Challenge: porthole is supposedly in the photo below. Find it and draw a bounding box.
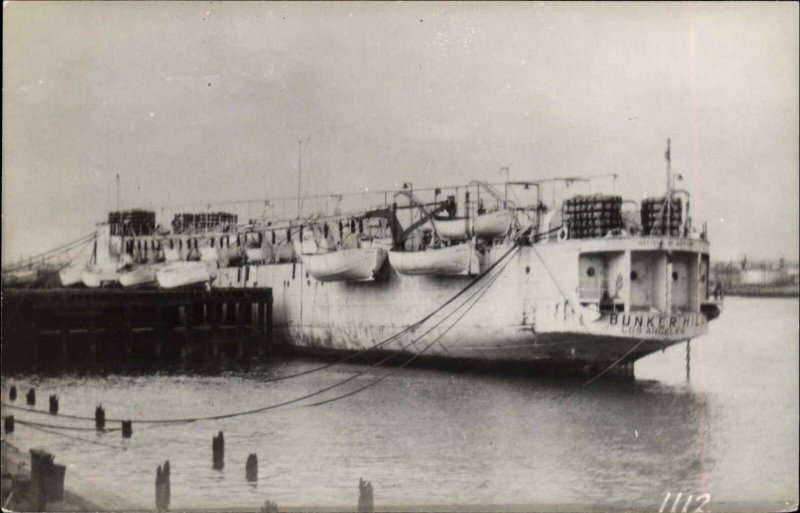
[525,266,531,274]
[630,271,638,281]
[672,271,679,281]
[587,267,595,277]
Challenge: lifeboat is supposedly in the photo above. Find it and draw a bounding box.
[388,243,479,276]
[59,266,85,287]
[156,246,218,289]
[119,264,160,288]
[156,262,211,289]
[3,269,39,286]
[432,209,513,240]
[302,247,387,282]
[81,265,120,288]
[431,217,468,240]
[474,209,513,238]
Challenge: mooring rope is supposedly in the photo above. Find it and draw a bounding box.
[1,244,521,425]
[19,421,127,451]
[305,249,514,408]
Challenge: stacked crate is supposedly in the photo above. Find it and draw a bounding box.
[172,213,196,234]
[172,212,238,233]
[562,195,623,239]
[641,197,682,236]
[108,209,156,236]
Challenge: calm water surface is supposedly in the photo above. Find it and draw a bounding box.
[2,297,797,510]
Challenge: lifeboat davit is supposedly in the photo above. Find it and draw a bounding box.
[302,247,387,282]
[432,209,513,240]
[388,243,480,276]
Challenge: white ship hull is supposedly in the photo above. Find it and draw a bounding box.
[215,236,715,367]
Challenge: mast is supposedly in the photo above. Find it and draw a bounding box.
[116,174,120,211]
[665,138,671,235]
[296,137,310,219]
[297,140,302,219]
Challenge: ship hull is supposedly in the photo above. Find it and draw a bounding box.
[215,236,713,366]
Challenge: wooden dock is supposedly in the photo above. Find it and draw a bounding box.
[2,288,273,371]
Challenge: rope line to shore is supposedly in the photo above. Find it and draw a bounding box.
[1,244,520,426]
[19,421,127,451]
[305,250,513,408]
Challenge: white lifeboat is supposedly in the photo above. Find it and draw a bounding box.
[59,265,85,287]
[432,217,469,240]
[119,264,161,288]
[156,246,218,289]
[433,209,513,240]
[302,247,387,282]
[156,262,211,289]
[473,209,513,238]
[388,243,480,276]
[4,269,39,286]
[81,265,120,288]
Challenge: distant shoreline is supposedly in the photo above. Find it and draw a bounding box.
[723,285,800,298]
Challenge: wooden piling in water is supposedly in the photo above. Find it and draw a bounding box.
[48,395,59,414]
[4,415,14,434]
[358,478,374,513]
[9,385,17,401]
[245,453,258,482]
[29,449,66,510]
[95,405,105,431]
[212,431,225,470]
[155,460,171,512]
[121,420,133,438]
[26,388,36,406]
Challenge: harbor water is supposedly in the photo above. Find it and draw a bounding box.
[2,297,798,510]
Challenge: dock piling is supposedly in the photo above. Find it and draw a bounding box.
[212,431,225,470]
[9,385,17,401]
[259,500,279,513]
[358,478,374,513]
[246,453,258,482]
[155,460,171,512]
[29,449,66,510]
[26,388,36,406]
[4,415,14,434]
[95,405,106,431]
[121,420,133,438]
[48,395,59,414]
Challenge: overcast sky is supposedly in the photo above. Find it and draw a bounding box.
[3,1,798,263]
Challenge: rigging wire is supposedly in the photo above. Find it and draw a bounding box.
[2,232,97,272]
[1,243,521,425]
[306,249,514,409]
[18,421,127,451]
[528,243,651,388]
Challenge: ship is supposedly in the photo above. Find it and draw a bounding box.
[3,144,723,375]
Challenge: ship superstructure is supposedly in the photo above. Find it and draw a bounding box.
[5,147,722,375]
